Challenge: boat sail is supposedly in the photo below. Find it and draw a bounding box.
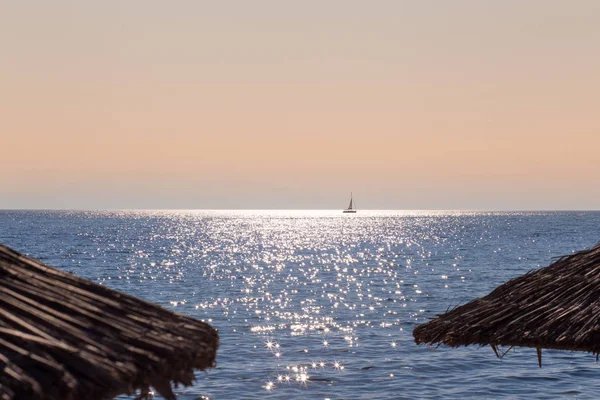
[343,193,357,213]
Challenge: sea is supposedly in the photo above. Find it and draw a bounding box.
[1,210,599,399]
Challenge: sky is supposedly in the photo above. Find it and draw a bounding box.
[1,1,599,210]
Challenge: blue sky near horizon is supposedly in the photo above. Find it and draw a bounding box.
[1,1,599,210]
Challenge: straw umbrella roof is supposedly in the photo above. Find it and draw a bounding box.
[413,243,600,366]
[0,244,219,400]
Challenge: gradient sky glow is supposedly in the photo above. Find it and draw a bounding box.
[2,1,599,209]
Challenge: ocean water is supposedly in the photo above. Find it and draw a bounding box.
[1,210,600,399]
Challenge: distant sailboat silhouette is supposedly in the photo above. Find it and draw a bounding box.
[343,193,357,213]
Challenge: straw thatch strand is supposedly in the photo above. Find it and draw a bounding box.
[413,243,600,360]
[0,244,219,400]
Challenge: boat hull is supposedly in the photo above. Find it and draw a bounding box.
[342,210,357,213]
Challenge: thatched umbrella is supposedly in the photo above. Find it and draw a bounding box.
[413,243,600,367]
[0,244,219,400]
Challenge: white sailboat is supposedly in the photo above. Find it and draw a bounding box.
[343,193,357,213]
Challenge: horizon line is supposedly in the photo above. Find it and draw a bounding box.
[1,208,600,212]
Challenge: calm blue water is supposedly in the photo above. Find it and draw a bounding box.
[1,210,599,399]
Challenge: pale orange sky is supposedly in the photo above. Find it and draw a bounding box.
[1,1,599,209]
